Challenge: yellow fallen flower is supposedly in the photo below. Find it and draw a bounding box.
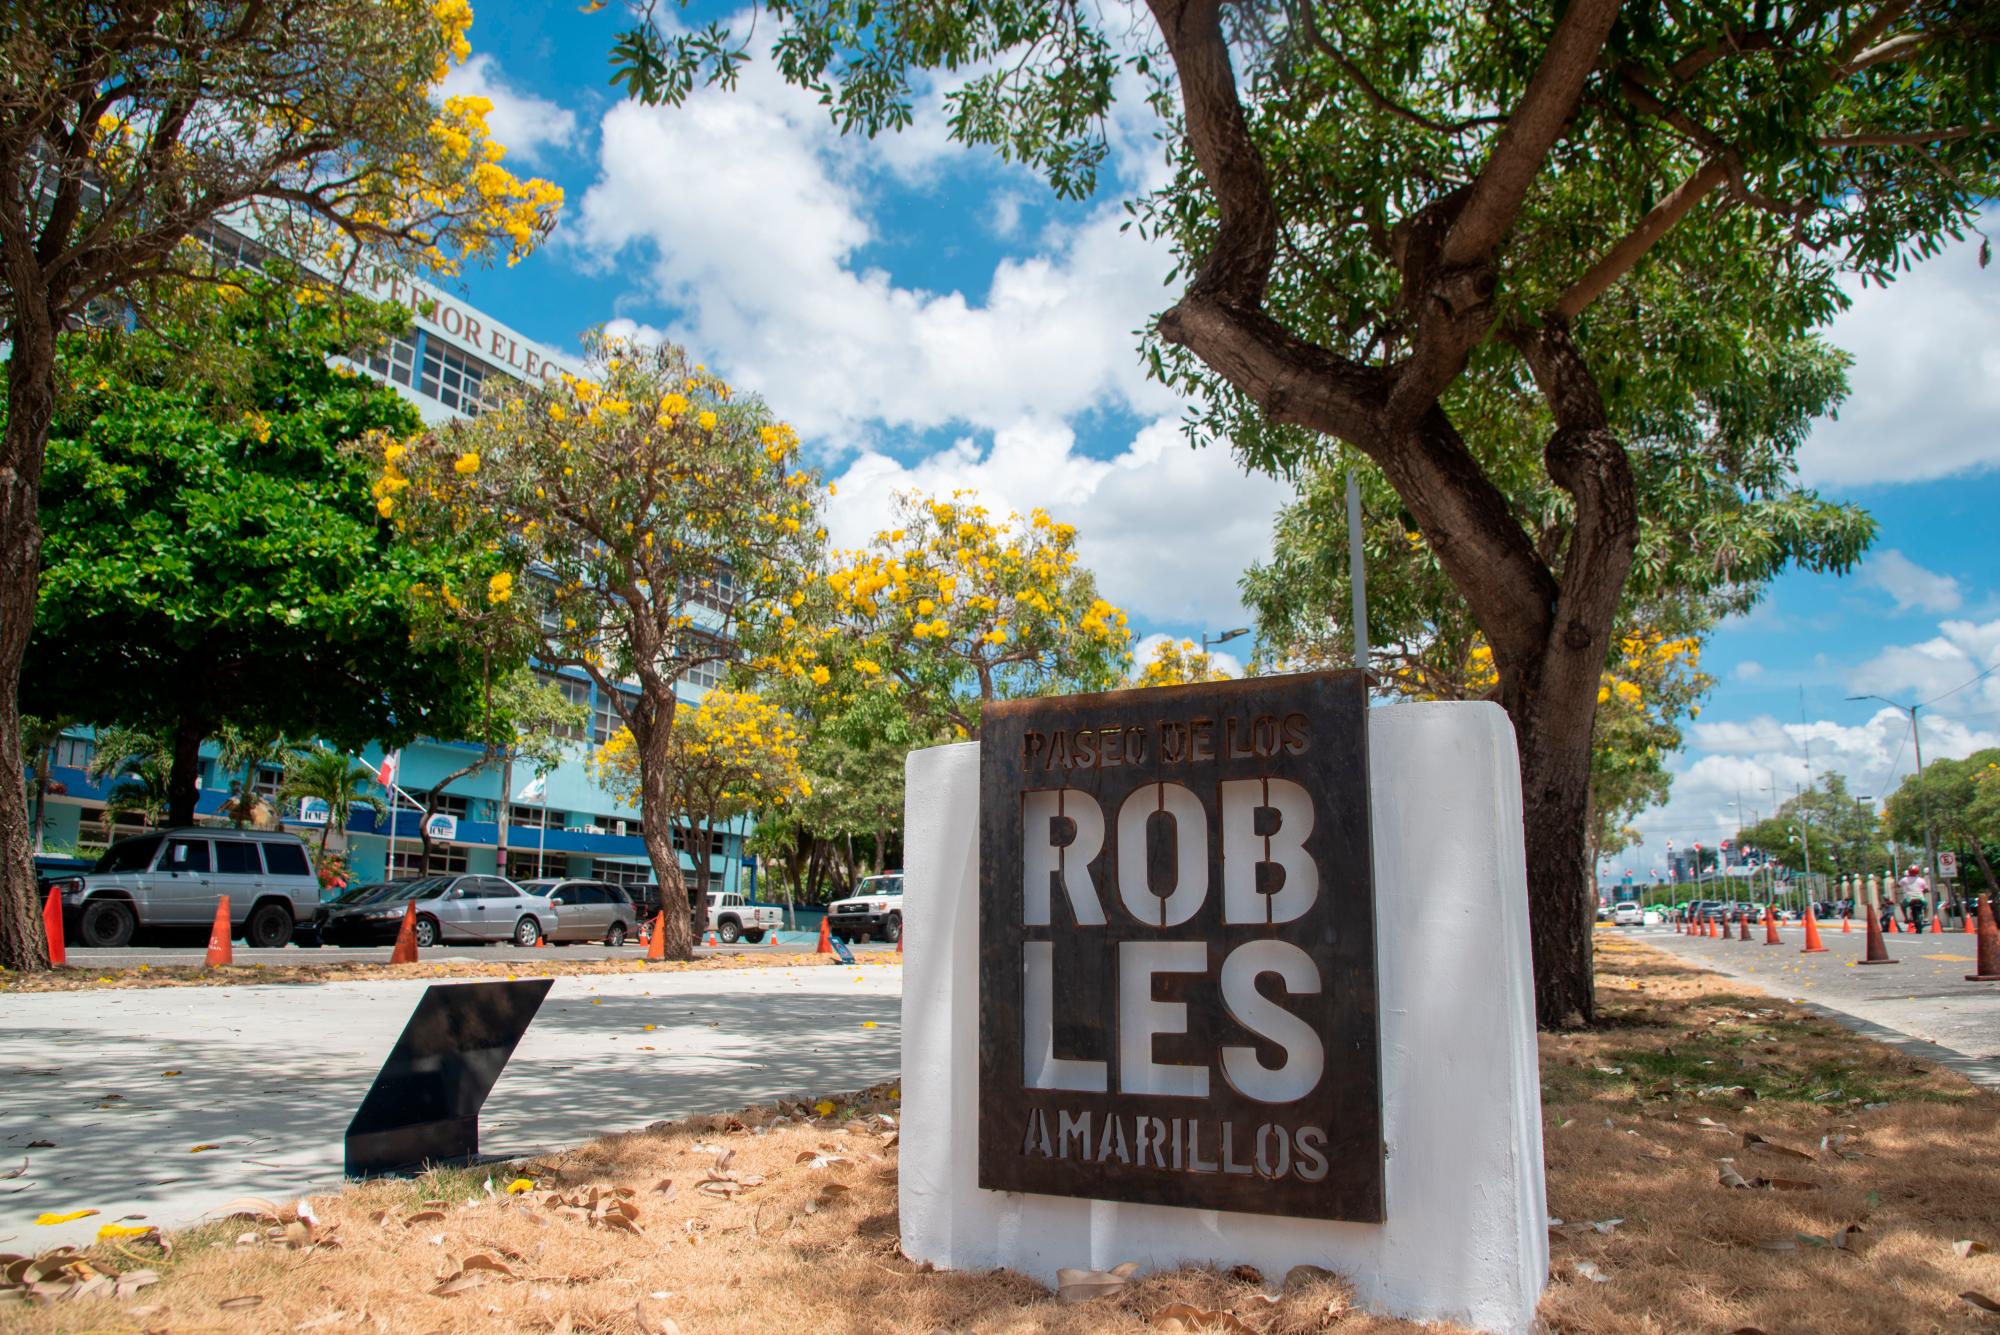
[37,1209,98,1225]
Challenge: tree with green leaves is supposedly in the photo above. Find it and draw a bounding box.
[24,280,493,845]
[0,0,564,972]
[1735,772,1888,883]
[603,0,2000,1023]
[19,714,72,854]
[279,745,388,855]
[1883,751,2000,896]
[389,332,826,960]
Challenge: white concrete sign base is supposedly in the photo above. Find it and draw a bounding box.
[899,701,1548,1335]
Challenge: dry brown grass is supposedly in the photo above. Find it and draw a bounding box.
[0,951,897,994]
[9,936,1999,1334]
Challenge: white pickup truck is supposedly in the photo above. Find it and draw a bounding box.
[827,873,904,944]
[704,890,782,944]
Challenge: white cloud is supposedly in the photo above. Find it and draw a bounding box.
[1732,660,1764,681]
[1860,549,1963,614]
[824,417,1290,630]
[569,52,1180,449]
[1799,226,2000,488]
[1849,616,2000,713]
[441,55,579,167]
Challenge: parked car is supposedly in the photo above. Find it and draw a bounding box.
[320,873,554,948]
[1612,902,1644,926]
[49,828,322,949]
[519,878,639,946]
[828,873,904,944]
[299,880,412,947]
[701,890,781,944]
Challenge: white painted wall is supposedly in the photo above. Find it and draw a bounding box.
[899,701,1547,1335]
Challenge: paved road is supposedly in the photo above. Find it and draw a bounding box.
[64,937,898,969]
[1623,922,2000,1088]
[0,963,902,1251]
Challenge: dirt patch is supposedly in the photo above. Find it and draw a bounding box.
[0,951,898,993]
[8,939,1998,1333]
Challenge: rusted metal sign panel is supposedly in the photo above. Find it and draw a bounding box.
[978,671,1382,1221]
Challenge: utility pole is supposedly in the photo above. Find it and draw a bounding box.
[1345,471,1369,687]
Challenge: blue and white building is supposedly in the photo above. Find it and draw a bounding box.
[31,239,751,894]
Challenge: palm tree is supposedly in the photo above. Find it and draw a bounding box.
[19,714,74,854]
[279,745,386,852]
[86,726,173,831]
[215,725,286,828]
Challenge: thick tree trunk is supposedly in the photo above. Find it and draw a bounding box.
[1513,709,1600,1027]
[167,717,204,827]
[635,706,693,961]
[0,314,58,972]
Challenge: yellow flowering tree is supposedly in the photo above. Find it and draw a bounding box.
[392,332,824,959]
[807,492,1132,738]
[0,0,564,971]
[1130,638,1233,689]
[595,690,808,933]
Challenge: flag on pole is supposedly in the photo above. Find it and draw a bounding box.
[374,751,399,791]
[514,771,547,804]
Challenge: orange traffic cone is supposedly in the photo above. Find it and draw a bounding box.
[1930,910,1943,935]
[1737,911,1750,942]
[1842,909,1852,934]
[41,887,65,967]
[705,930,719,947]
[389,902,419,964]
[1764,905,1781,945]
[895,925,903,957]
[205,896,233,967]
[816,917,833,955]
[1968,907,1978,935]
[1967,897,2000,982]
[1860,903,1898,966]
[1800,905,1829,954]
[1887,911,1901,934]
[647,912,667,962]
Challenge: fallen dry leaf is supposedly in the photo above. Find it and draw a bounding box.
[1151,1301,1256,1333]
[1056,1260,1139,1302]
[1960,1241,1993,1259]
[218,1294,265,1310]
[1962,1291,2000,1315]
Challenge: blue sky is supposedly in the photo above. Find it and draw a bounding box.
[438,3,2000,871]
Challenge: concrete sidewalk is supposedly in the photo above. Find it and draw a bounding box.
[0,964,901,1250]
[1632,923,2000,1088]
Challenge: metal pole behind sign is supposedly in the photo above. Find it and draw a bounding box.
[1346,471,1369,687]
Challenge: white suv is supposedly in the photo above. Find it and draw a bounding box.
[827,874,904,944]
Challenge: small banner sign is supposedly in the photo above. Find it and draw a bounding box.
[978,671,1382,1221]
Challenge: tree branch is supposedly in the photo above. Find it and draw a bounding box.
[1290,0,1504,136]
[1819,123,2000,148]
[1442,0,1623,267]
[1553,157,1731,319]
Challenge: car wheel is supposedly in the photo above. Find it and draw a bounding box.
[78,898,136,948]
[605,922,627,948]
[414,915,440,949]
[716,919,742,944]
[744,929,765,943]
[883,914,902,944]
[514,916,542,948]
[244,901,293,950]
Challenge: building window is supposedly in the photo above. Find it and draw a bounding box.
[366,330,420,388]
[51,736,95,769]
[680,656,727,691]
[592,688,637,745]
[419,337,510,416]
[507,852,559,881]
[411,790,470,819]
[508,804,563,829]
[388,848,468,875]
[680,566,737,614]
[595,860,653,885]
[194,222,271,274]
[251,764,283,799]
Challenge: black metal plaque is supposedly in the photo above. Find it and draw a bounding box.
[978,672,1382,1221]
[345,978,554,1178]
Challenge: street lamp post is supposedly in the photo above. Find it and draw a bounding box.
[1202,627,1249,656]
[1849,693,1941,920]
